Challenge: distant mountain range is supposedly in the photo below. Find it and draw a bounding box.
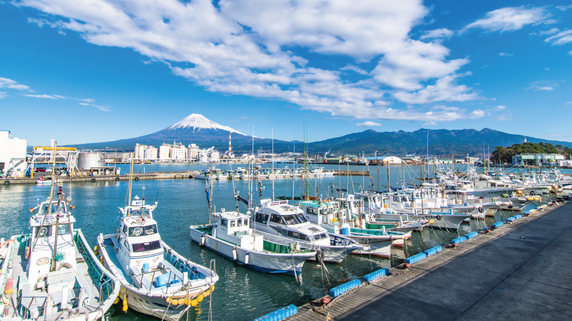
[71,114,572,156]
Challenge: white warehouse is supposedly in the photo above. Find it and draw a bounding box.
[0,130,28,178]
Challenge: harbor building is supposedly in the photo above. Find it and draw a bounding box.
[0,130,27,178]
[188,144,200,161]
[365,156,402,165]
[513,153,565,166]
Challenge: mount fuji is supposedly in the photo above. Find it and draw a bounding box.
[72,113,280,152]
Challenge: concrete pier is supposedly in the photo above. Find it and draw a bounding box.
[290,202,572,321]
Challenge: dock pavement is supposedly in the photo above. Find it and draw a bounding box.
[290,201,572,321]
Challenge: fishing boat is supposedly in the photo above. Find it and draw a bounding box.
[252,199,362,263]
[0,186,120,321]
[97,195,218,321]
[300,197,412,258]
[190,208,316,277]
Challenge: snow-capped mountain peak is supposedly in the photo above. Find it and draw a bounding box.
[168,114,245,135]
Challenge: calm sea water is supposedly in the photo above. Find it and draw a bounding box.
[0,164,544,321]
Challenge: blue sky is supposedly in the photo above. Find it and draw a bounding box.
[1,1,572,146]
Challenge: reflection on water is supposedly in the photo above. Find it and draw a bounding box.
[0,164,548,321]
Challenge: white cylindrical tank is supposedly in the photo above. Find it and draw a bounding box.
[78,152,105,170]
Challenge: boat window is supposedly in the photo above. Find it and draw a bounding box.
[230,220,236,228]
[129,224,158,237]
[122,225,127,234]
[221,218,228,228]
[132,240,162,253]
[306,207,318,215]
[270,214,284,224]
[255,213,269,224]
[296,214,308,223]
[35,226,51,238]
[57,224,71,235]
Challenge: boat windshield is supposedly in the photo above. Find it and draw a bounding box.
[57,223,71,235]
[129,224,158,237]
[132,240,162,253]
[282,214,308,225]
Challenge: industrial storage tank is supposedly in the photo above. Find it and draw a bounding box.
[78,152,105,170]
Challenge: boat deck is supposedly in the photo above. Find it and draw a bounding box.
[10,238,104,321]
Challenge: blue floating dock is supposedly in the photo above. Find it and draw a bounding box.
[329,279,362,297]
[254,304,298,321]
[405,252,427,264]
[492,222,504,229]
[465,231,478,239]
[424,246,442,257]
[363,268,389,282]
[451,236,467,245]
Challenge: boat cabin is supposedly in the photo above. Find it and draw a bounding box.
[116,196,163,274]
[27,198,77,284]
[213,209,263,251]
[254,199,330,245]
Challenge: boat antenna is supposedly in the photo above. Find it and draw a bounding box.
[127,152,134,216]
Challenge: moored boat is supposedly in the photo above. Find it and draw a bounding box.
[190,209,316,277]
[97,196,218,321]
[0,188,120,321]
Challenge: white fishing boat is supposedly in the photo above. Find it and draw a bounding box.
[252,199,362,263]
[97,195,218,321]
[0,187,120,321]
[190,209,316,277]
[302,196,412,258]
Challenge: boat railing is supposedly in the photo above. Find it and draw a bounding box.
[74,230,119,303]
[209,259,216,284]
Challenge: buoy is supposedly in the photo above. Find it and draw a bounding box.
[94,246,99,252]
[244,253,250,265]
[199,234,206,246]
[185,298,191,305]
[171,299,179,305]
[232,248,238,261]
[122,301,128,312]
[203,290,210,297]
[191,299,198,307]
[320,297,331,305]
[197,294,203,303]
[114,297,119,304]
[210,285,215,292]
[166,297,171,303]
[100,256,104,264]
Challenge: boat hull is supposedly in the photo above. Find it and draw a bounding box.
[190,227,313,276]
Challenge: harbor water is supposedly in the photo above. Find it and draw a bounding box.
[0,164,548,321]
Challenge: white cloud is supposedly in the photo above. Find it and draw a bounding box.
[91,104,110,112]
[495,105,506,110]
[470,109,485,119]
[538,28,560,35]
[463,6,553,33]
[17,0,478,122]
[79,102,90,106]
[499,52,513,57]
[24,94,66,99]
[550,134,563,138]
[566,101,572,105]
[569,50,572,56]
[78,98,95,103]
[356,121,381,127]
[556,5,572,11]
[527,81,558,91]
[340,65,367,75]
[545,30,572,45]
[423,121,437,126]
[0,91,7,99]
[420,28,454,41]
[0,77,30,91]
[393,73,479,104]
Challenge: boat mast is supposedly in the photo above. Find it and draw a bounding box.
[127,152,134,216]
[50,142,60,272]
[272,128,275,201]
[303,123,309,201]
